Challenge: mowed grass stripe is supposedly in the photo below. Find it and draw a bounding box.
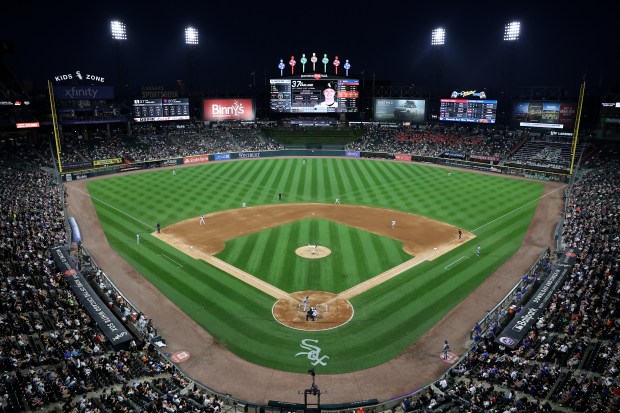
[87,158,546,373]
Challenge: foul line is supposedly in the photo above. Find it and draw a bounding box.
[329,184,567,304]
[470,184,566,234]
[67,185,155,231]
[445,256,468,269]
[160,254,183,268]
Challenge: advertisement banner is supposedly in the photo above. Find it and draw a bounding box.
[345,151,360,158]
[441,152,465,159]
[469,154,500,162]
[203,98,255,121]
[238,152,262,158]
[50,246,133,350]
[93,158,123,167]
[214,153,231,161]
[496,248,578,348]
[63,161,93,170]
[16,122,40,129]
[373,99,426,122]
[183,155,210,165]
[53,86,115,100]
[395,154,412,162]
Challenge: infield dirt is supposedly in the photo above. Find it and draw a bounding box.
[152,203,473,330]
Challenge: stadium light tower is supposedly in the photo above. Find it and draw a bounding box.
[430,27,445,104]
[431,27,445,46]
[502,20,521,97]
[110,20,128,97]
[185,27,199,45]
[503,21,520,42]
[185,26,200,96]
[110,20,127,40]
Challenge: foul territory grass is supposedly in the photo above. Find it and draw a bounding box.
[87,158,544,373]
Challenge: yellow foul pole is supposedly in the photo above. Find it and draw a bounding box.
[48,80,63,174]
[569,80,586,175]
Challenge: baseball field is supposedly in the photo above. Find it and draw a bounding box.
[81,157,546,376]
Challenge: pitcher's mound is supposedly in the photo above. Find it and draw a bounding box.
[273,291,353,331]
[295,245,331,259]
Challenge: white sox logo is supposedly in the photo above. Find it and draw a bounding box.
[295,339,329,366]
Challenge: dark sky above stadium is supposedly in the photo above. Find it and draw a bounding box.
[2,1,618,96]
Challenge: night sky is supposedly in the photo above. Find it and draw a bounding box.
[2,1,618,96]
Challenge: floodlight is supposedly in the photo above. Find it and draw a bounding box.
[110,20,127,40]
[185,27,199,45]
[504,21,520,41]
[431,28,445,46]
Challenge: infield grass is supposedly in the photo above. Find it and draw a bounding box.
[217,218,412,293]
[87,158,545,373]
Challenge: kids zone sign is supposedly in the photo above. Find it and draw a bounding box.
[202,98,255,121]
[53,70,106,83]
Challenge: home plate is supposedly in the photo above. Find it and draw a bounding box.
[439,351,458,364]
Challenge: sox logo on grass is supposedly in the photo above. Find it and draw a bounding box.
[295,339,329,366]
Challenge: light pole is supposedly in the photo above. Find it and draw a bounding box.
[431,27,445,115]
[185,26,199,96]
[110,20,128,97]
[502,21,521,96]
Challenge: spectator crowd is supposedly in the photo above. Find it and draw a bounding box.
[0,128,617,412]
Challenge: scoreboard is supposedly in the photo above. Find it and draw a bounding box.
[270,77,359,113]
[133,98,190,122]
[439,99,497,123]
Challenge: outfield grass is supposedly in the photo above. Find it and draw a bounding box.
[87,158,544,373]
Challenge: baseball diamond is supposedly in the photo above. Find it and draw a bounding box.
[66,157,564,404]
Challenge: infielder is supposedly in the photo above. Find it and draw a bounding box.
[199,215,205,225]
[335,196,340,204]
[242,202,247,208]
[391,220,396,229]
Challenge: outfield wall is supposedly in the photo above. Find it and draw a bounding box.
[61,149,570,183]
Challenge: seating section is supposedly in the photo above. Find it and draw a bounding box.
[506,140,590,172]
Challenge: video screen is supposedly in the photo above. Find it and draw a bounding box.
[439,99,497,123]
[373,99,426,122]
[270,77,359,113]
[133,98,190,122]
[511,101,577,130]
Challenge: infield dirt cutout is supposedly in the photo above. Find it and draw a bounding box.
[152,203,474,330]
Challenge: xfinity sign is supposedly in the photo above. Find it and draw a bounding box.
[54,86,114,100]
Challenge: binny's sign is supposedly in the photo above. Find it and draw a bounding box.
[53,70,105,83]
